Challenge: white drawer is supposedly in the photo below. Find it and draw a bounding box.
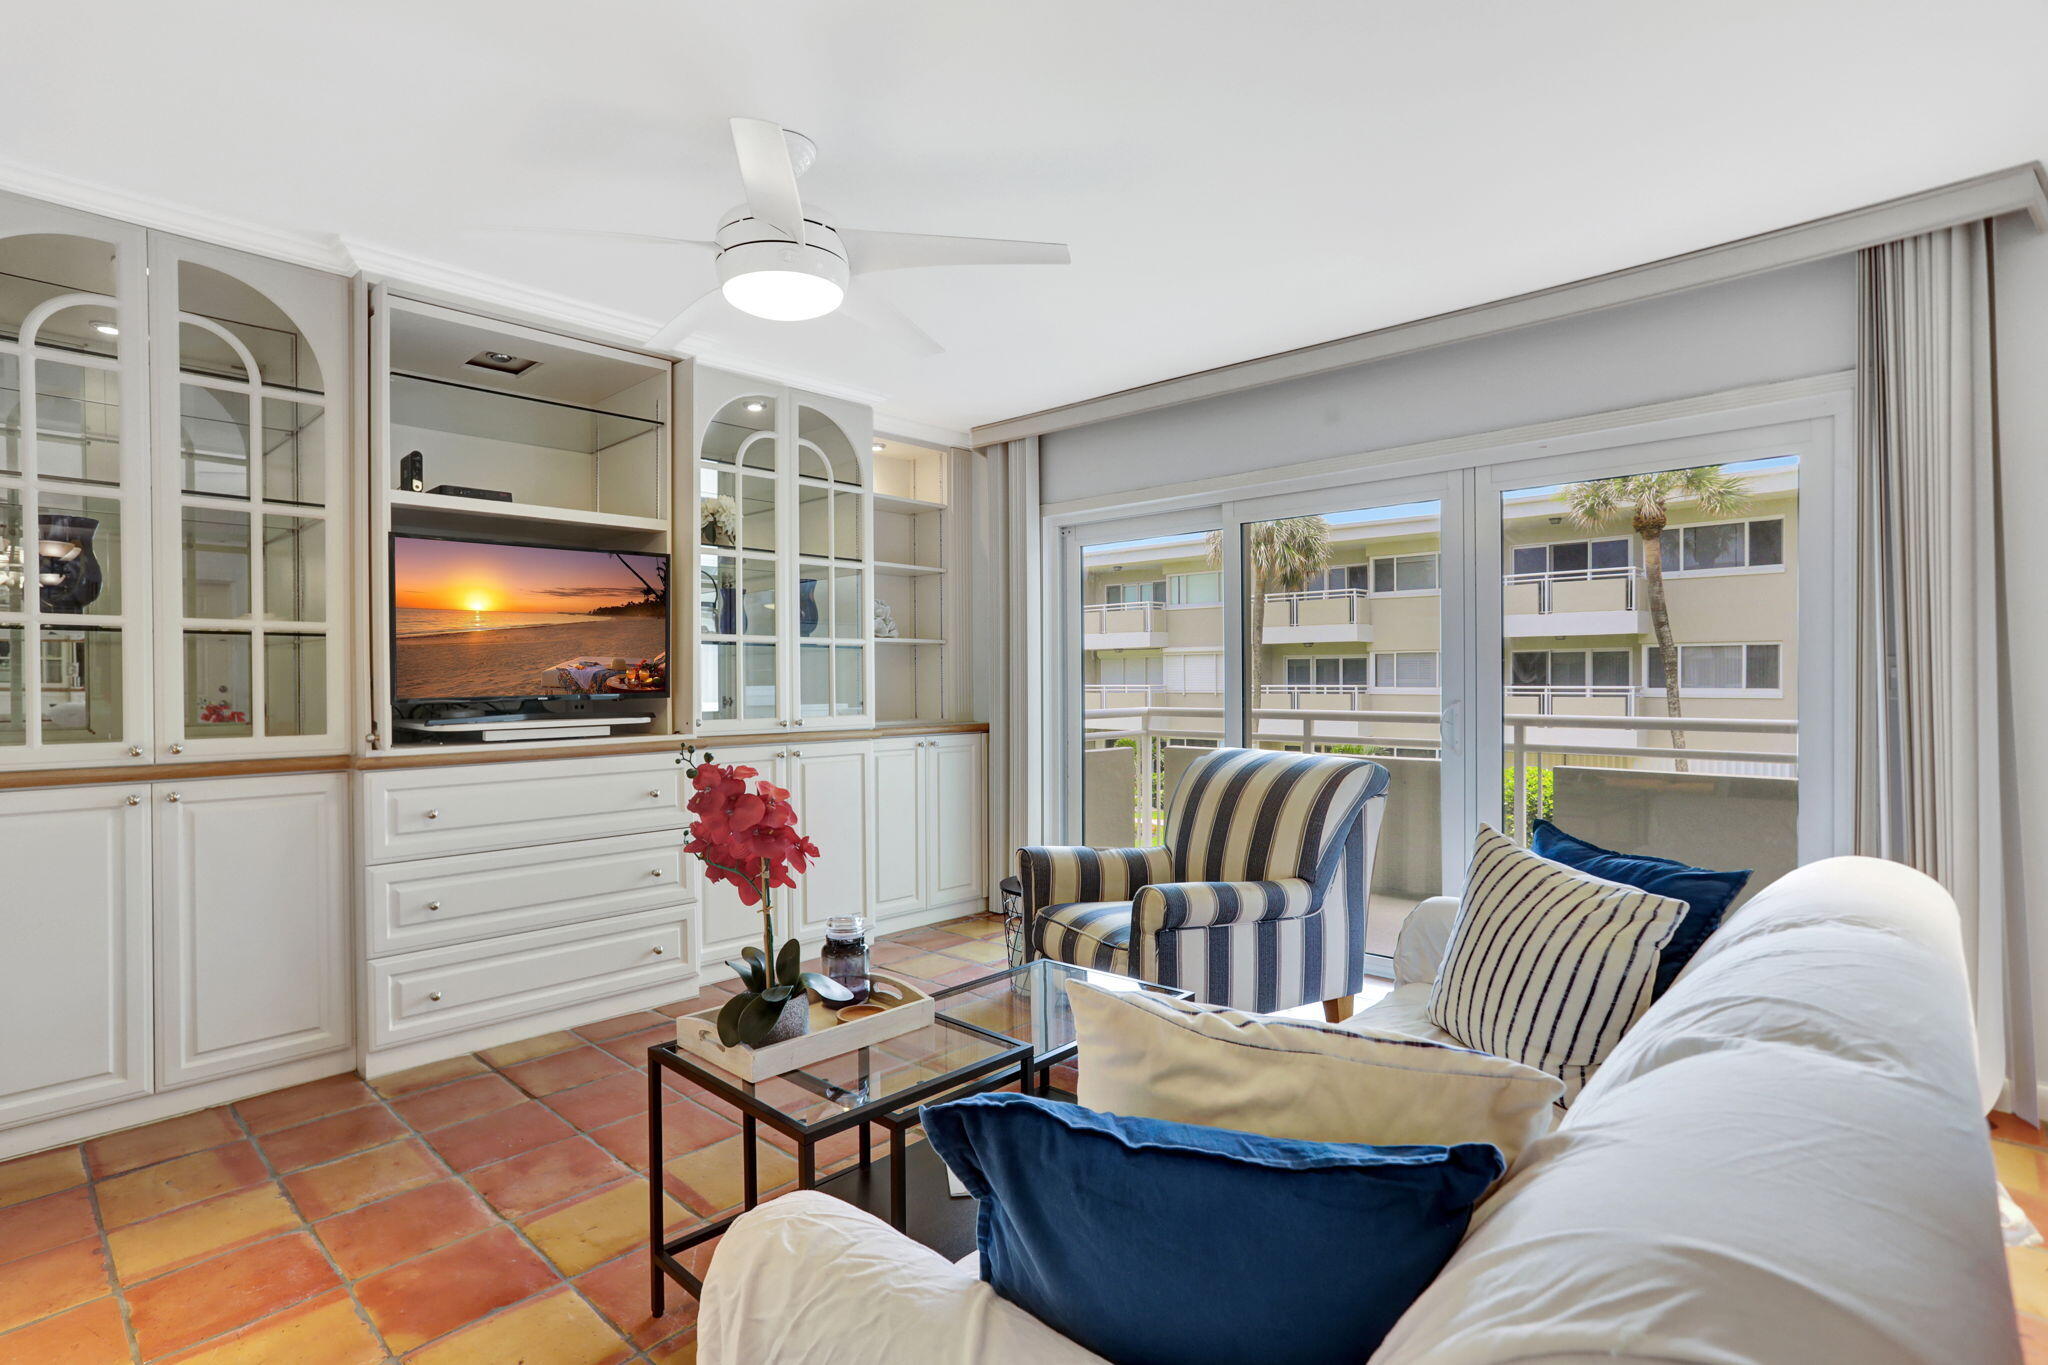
[361,754,686,862]
[364,831,690,955]
[368,907,689,1049]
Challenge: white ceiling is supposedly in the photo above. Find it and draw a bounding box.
[5,1,2047,436]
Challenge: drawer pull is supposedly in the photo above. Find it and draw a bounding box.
[648,789,663,798]
[428,991,443,1002]
[426,901,442,912]
[651,945,665,955]
[425,810,440,821]
[650,868,664,878]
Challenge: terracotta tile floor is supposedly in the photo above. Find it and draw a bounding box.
[0,912,1012,1364]
[3,904,2035,1361]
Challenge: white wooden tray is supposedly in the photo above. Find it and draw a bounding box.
[672,972,935,1082]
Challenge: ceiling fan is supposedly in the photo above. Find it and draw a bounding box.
[516,118,1070,356]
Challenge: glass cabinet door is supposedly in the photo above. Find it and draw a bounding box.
[0,218,150,761]
[795,404,869,721]
[155,247,346,755]
[698,395,780,725]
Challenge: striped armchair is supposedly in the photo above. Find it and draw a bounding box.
[1020,747,1390,1017]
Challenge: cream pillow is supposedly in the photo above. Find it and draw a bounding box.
[1066,979,1564,1167]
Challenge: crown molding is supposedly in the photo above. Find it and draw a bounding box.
[972,161,2048,447]
[0,156,951,423]
[0,156,355,273]
[340,237,664,346]
[872,413,973,449]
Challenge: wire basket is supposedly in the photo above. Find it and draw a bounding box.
[1000,875,1026,969]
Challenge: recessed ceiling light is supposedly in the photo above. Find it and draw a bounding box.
[464,350,538,376]
[745,401,765,414]
[871,442,885,452]
[93,323,118,337]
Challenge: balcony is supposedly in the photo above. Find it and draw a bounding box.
[1502,568,1649,638]
[1082,601,1169,649]
[1079,694,1798,957]
[1262,589,1372,644]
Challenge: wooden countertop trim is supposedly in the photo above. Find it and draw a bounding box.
[0,723,990,789]
[0,754,354,791]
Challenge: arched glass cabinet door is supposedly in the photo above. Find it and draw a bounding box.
[0,212,151,763]
[698,394,781,726]
[151,240,348,757]
[794,404,869,723]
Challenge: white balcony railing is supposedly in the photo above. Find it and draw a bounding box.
[1505,684,1637,715]
[1264,588,1370,627]
[1503,566,1639,614]
[1083,601,1164,633]
[1261,684,1373,706]
[1082,697,1796,849]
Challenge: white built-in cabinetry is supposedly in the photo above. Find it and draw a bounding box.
[695,732,988,965]
[356,752,695,1075]
[0,773,349,1155]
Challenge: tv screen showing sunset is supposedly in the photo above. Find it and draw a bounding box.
[391,536,670,701]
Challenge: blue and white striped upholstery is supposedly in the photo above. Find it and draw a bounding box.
[1019,748,1390,1012]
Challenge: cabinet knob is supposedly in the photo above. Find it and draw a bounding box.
[124,795,140,806]
[165,792,181,803]
[652,945,665,955]
[426,901,442,912]
[793,718,805,727]
[648,789,663,799]
[650,868,664,878]
[127,745,143,758]
[428,990,442,1002]
[425,810,440,821]
[790,749,802,758]
[169,743,184,755]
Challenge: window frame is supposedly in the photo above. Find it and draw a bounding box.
[1656,515,1789,577]
[1640,640,1784,697]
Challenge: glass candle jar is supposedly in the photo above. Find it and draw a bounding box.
[822,914,872,1006]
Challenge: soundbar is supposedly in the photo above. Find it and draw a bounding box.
[426,484,514,502]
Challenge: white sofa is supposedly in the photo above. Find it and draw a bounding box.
[698,856,2020,1364]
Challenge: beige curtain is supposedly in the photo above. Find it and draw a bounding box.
[1856,222,2036,1120]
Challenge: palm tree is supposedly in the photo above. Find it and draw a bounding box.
[1558,466,1751,772]
[1208,516,1333,707]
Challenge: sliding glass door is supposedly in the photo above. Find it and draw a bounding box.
[1053,400,1845,979]
[1068,512,1226,849]
[1234,477,1467,964]
[1488,439,1828,898]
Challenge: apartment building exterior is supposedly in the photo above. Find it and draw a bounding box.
[1078,463,1799,853]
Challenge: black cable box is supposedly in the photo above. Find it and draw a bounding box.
[427,484,514,502]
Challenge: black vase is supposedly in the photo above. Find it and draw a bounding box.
[37,514,102,614]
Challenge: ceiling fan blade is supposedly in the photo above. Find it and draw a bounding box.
[473,227,716,248]
[842,229,1070,274]
[839,287,944,357]
[730,117,805,244]
[645,287,726,351]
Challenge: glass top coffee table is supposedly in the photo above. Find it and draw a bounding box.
[855,958,1193,1236]
[931,957,1194,1096]
[645,1010,1029,1312]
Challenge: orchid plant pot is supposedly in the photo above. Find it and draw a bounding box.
[680,743,850,1049]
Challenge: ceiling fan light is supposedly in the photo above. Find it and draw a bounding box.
[721,269,845,322]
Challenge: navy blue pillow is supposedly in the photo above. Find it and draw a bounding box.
[1530,819,1749,996]
[920,1093,1503,1365]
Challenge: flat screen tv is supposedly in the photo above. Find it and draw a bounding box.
[390,533,670,704]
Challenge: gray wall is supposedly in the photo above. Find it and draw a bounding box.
[1039,256,1857,505]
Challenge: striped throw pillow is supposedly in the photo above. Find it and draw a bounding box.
[1428,826,1685,1105]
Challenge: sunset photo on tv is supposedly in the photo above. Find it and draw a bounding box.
[392,536,670,702]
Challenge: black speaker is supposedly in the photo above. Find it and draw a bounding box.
[400,450,424,493]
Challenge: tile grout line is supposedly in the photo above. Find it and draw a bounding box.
[78,1140,145,1365]
[220,1096,403,1364]
[384,1044,682,1359]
